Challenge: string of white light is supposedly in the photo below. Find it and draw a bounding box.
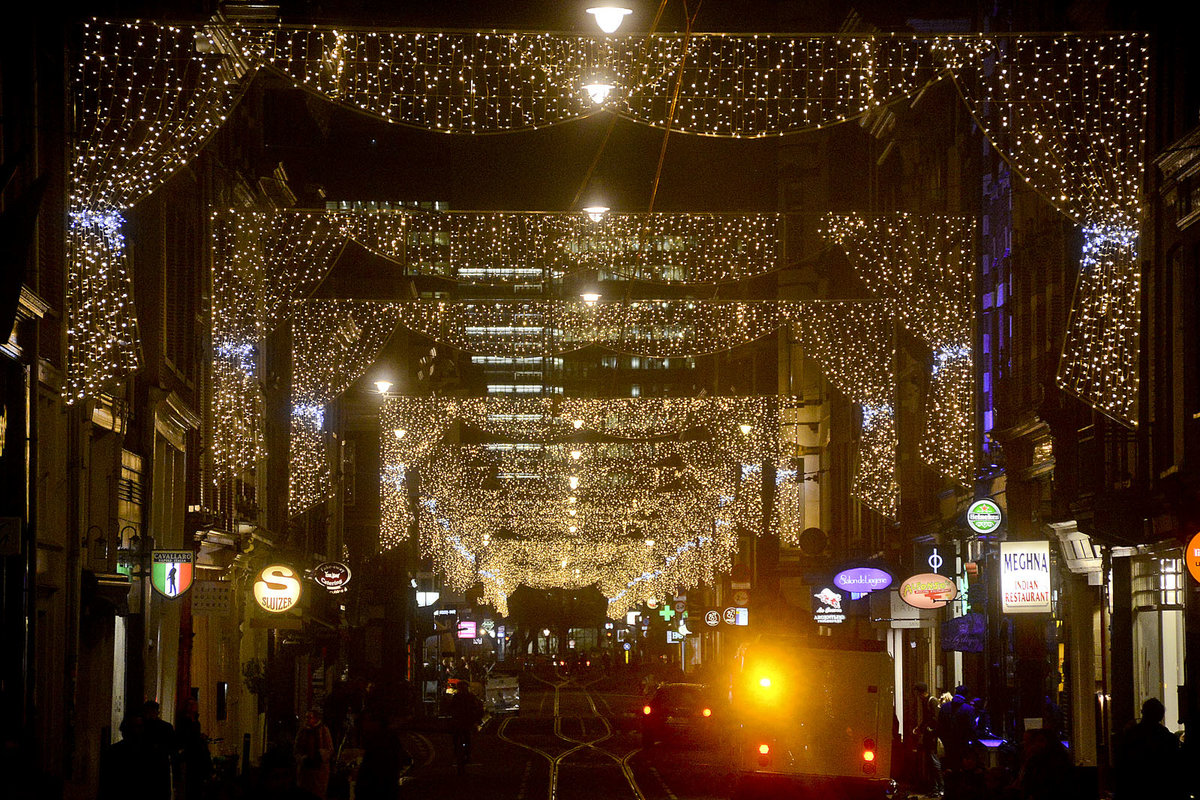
[935,35,1147,426]
[822,214,975,485]
[794,303,898,516]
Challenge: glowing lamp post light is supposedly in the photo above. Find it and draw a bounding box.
[582,81,615,105]
[374,379,393,394]
[582,206,609,223]
[587,6,632,33]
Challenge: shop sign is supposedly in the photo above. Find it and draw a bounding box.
[703,609,721,627]
[812,587,846,625]
[941,613,985,653]
[834,567,893,595]
[1000,541,1051,613]
[722,606,749,626]
[916,544,948,575]
[313,562,352,594]
[457,620,477,639]
[899,573,957,609]
[253,564,302,613]
[151,550,194,598]
[192,581,233,617]
[1187,531,1200,584]
[966,499,1003,534]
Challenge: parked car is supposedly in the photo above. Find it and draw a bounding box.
[486,671,521,715]
[641,682,722,747]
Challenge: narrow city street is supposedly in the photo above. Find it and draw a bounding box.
[399,670,733,800]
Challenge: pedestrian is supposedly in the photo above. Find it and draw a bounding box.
[294,707,334,798]
[937,691,960,771]
[1011,727,1070,800]
[943,745,986,800]
[1114,697,1183,799]
[176,697,213,800]
[143,700,180,789]
[447,679,484,773]
[910,682,930,785]
[257,747,320,800]
[354,708,411,800]
[924,693,945,795]
[99,714,171,800]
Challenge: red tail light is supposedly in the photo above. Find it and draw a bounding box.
[643,705,652,715]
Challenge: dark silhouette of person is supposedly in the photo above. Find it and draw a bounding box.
[176,697,212,800]
[354,708,411,800]
[447,680,484,773]
[1114,697,1183,799]
[142,700,179,778]
[1013,728,1071,800]
[99,714,171,800]
[257,747,320,800]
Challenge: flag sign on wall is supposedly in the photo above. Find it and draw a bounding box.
[151,550,194,598]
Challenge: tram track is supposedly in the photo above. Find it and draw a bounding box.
[496,671,648,800]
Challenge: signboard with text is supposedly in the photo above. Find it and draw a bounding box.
[1000,541,1052,613]
[966,499,1003,535]
[151,550,194,598]
[812,587,846,625]
[1187,531,1200,584]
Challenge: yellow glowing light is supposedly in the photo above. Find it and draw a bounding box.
[586,6,632,33]
[394,428,407,439]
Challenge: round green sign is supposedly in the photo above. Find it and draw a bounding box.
[966,499,1003,534]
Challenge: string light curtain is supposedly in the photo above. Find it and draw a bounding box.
[210,210,349,489]
[342,209,782,283]
[380,398,780,614]
[234,27,943,137]
[390,299,788,357]
[936,35,1148,426]
[822,213,975,485]
[794,303,898,517]
[289,301,401,515]
[70,21,253,400]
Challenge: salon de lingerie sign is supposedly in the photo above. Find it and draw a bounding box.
[1000,541,1051,614]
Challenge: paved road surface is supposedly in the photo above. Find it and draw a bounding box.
[398,668,734,800]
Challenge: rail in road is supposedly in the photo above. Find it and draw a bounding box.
[497,670,647,800]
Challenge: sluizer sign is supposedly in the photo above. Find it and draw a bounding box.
[1000,541,1052,613]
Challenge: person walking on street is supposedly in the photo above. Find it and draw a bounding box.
[355,708,412,800]
[176,698,213,800]
[99,714,171,800]
[1114,697,1183,799]
[447,680,484,774]
[1012,728,1070,800]
[295,708,334,798]
[910,682,931,789]
[924,693,945,796]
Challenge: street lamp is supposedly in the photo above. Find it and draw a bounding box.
[374,379,393,394]
[739,422,754,436]
[587,6,632,33]
[582,206,609,223]
[582,81,615,105]
[393,428,407,440]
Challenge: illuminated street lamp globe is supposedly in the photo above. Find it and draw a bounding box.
[582,81,615,105]
[374,379,393,394]
[587,6,632,33]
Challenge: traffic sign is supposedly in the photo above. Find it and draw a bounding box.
[732,589,749,606]
[722,607,738,625]
[673,595,687,614]
[703,609,721,627]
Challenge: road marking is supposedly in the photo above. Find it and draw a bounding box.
[648,766,679,800]
[516,759,533,800]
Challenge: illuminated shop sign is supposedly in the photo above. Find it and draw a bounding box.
[833,567,893,596]
[457,620,477,639]
[151,550,194,598]
[313,562,352,594]
[812,587,845,625]
[1000,541,1052,613]
[966,499,1003,534]
[899,573,957,609]
[253,564,302,613]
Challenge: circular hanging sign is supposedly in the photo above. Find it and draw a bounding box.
[313,562,352,594]
[966,499,1003,534]
[1187,531,1200,585]
[253,564,303,613]
[703,609,721,627]
[899,573,958,609]
[833,567,893,594]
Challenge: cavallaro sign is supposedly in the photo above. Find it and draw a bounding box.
[151,550,194,598]
[899,573,957,609]
[1000,541,1052,613]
